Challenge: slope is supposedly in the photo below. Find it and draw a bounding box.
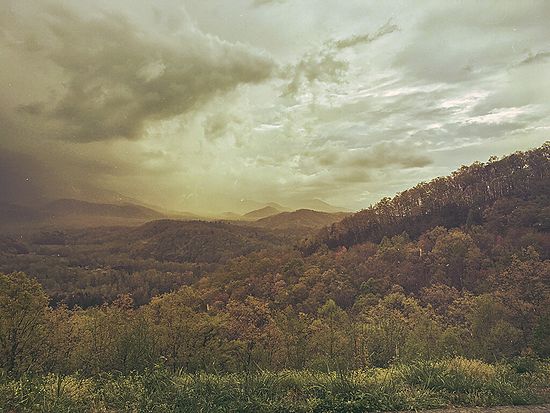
[253,209,350,230]
[242,206,282,220]
[305,143,550,253]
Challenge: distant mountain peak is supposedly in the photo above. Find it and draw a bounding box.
[293,199,350,213]
[251,208,350,230]
[242,205,281,220]
[43,198,164,219]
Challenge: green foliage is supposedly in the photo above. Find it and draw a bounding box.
[533,312,550,357]
[0,272,49,374]
[0,359,547,412]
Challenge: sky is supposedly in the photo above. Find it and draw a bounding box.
[1,0,549,215]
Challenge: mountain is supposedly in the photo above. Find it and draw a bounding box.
[227,199,344,216]
[242,206,282,220]
[293,199,349,213]
[306,143,550,253]
[253,209,350,230]
[43,199,164,220]
[264,202,291,211]
[220,212,243,220]
[0,198,169,230]
[233,199,290,214]
[239,200,347,220]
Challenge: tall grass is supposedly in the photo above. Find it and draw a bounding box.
[1,358,548,413]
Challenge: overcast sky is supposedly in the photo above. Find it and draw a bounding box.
[1,0,549,214]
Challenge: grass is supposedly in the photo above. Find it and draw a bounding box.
[1,357,548,413]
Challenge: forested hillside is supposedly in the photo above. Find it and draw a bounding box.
[127,220,285,263]
[306,144,550,253]
[0,220,287,307]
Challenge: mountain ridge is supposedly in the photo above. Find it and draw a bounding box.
[305,143,550,253]
[242,206,282,220]
[252,208,350,230]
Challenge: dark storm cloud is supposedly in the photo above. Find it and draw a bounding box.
[1,1,276,142]
[0,147,145,205]
[1,0,548,214]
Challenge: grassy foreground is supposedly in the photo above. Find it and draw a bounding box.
[1,358,549,413]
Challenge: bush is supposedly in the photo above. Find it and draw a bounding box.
[0,359,548,413]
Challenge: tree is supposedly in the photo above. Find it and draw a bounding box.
[533,312,550,357]
[146,287,230,372]
[43,304,79,374]
[467,294,522,361]
[430,230,482,290]
[226,296,278,372]
[310,299,350,370]
[0,272,49,374]
[358,293,443,366]
[274,306,312,369]
[73,294,155,374]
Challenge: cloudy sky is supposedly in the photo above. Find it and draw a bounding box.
[1,0,549,214]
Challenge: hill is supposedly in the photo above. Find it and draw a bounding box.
[220,211,243,220]
[305,143,550,253]
[125,220,285,264]
[45,219,286,265]
[0,218,288,306]
[43,198,164,220]
[253,209,350,230]
[294,198,349,213]
[242,206,282,220]
[0,198,171,230]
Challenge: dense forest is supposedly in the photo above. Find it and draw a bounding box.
[1,144,549,412]
[306,142,550,253]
